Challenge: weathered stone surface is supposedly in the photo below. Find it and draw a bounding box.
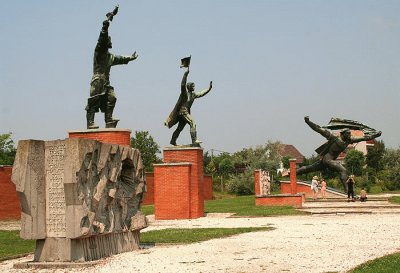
[12,138,147,261]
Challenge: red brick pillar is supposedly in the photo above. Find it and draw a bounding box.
[203,175,213,200]
[254,170,261,196]
[68,129,131,146]
[289,159,297,194]
[142,173,154,205]
[154,147,204,219]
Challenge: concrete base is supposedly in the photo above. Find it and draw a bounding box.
[33,230,140,262]
[255,194,304,208]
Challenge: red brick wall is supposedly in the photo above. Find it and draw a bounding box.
[142,173,154,205]
[163,148,204,218]
[281,182,313,198]
[203,175,213,200]
[0,166,20,220]
[254,170,261,195]
[154,163,192,219]
[68,129,131,146]
[256,195,303,208]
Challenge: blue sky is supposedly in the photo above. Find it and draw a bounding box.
[1,1,399,156]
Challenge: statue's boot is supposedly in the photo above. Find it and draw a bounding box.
[87,111,99,129]
[190,129,202,146]
[105,107,119,128]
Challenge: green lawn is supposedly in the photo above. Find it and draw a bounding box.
[388,196,400,205]
[348,252,400,273]
[140,227,272,245]
[0,230,35,260]
[142,195,304,217]
[205,195,304,216]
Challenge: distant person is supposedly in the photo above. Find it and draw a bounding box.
[360,188,367,202]
[346,175,355,202]
[311,176,319,200]
[320,178,327,199]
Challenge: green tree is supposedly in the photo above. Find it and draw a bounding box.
[130,131,161,172]
[344,149,365,176]
[0,133,16,165]
[379,147,400,190]
[366,140,385,172]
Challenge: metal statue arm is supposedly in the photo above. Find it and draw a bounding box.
[350,131,382,144]
[111,52,138,66]
[181,69,189,94]
[304,116,333,139]
[195,81,213,98]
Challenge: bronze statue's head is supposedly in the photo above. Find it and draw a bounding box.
[187,82,195,92]
[107,36,112,48]
[340,129,351,142]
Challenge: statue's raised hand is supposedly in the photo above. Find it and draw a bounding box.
[209,81,213,90]
[304,116,310,122]
[130,51,138,61]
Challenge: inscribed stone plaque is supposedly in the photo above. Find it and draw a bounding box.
[45,141,67,237]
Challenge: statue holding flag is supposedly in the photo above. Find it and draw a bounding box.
[85,6,139,129]
[164,56,213,146]
[297,116,382,191]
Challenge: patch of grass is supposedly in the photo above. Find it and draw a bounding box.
[212,191,237,200]
[205,195,304,216]
[0,230,34,260]
[141,204,154,216]
[142,195,303,217]
[388,196,400,205]
[140,227,272,244]
[348,252,400,273]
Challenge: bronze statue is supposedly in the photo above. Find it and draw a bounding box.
[86,6,138,129]
[165,56,213,146]
[297,116,381,191]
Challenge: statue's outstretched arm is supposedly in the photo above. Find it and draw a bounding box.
[195,81,213,98]
[304,116,332,139]
[350,131,382,143]
[111,51,138,66]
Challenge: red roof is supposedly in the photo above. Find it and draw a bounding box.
[279,144,305,164]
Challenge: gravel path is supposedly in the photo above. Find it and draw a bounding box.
[1,213,400,273]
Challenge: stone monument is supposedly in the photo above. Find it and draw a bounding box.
[12,137,147,262]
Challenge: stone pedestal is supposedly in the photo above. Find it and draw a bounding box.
[68,129,131,146]
[154,147,204,219]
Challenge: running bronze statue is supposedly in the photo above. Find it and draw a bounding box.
[164,56,213,147]
[297,116,382,191]
[86,6,138,129]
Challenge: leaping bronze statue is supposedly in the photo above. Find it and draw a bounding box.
[297,116,381,191]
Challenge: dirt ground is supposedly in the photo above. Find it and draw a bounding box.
[1,212,400,273]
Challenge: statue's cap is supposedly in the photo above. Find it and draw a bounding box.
[180,56,191,68]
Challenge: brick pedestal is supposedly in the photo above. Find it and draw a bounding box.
[68,129,131,146]
[154,147,204,219]
[203,175,213,200]
[289,159,297,194]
